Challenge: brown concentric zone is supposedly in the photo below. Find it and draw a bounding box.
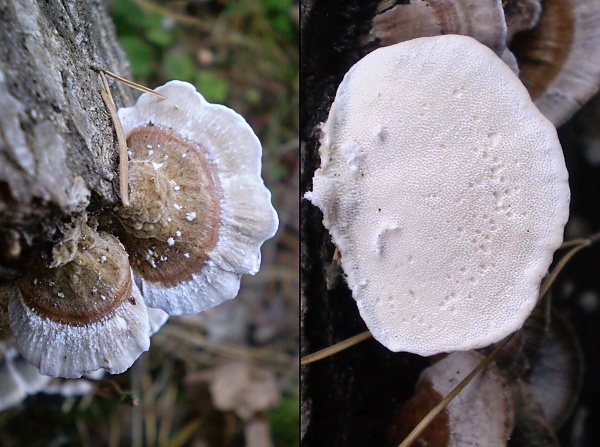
[115,126,222,287]
[388,379,450,445]
[511,0,574,100]
[17,231,133,326]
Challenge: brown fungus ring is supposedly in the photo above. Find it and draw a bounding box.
[115,81,279,315]
[9,224,150,378]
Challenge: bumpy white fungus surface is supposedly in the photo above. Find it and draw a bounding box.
[306,35,570,355]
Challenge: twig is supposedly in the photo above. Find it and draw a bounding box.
[300,330,372,365]
[99,71,130,207]
[540,240,590,297]
[101,68,166,99]
[398,335,513,447]
[399,236,594,447]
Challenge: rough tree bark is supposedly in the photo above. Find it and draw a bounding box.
[0,0,134,276]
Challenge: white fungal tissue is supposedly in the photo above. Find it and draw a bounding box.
[306,35,570,356]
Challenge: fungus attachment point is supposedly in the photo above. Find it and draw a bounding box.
[9,224,150,378]
[115,81,278,315]
[307,35,570,356]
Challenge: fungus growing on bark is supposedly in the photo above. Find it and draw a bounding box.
[8,224,150,378]
[114,81,278,315]
[306,35,570,356]
[369,0,507,56]
[390,351,514,446]
[510,0,600,126]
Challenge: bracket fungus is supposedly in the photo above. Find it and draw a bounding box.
[510,0,600,126]
[306,35,570,356]
[0,343,51,411]
[0,341,107,411]
[114,81,278,315]
[369,0,507,56]
[9,224,150,378]
[390,351,514,446]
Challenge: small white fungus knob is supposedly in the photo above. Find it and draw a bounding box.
[306,35,570,356]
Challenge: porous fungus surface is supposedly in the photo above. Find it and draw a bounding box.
[116,81,278,315]
[306,35,570,355]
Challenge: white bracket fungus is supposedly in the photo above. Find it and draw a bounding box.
[370,0,507,56]
[510,0,600,127]
[114,81,278,315]
[9,224,150,378]
[392,351,514,445]
[0,344,51,411]
[306,35,570,356]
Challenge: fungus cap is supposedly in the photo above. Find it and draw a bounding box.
[370,0,507,56]
[391,351,514,445]
[115,81,278,315]
[9,226,150,378]
[306,35,570,356]
[511,0,600,126]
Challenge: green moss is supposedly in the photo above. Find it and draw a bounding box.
[268,390,299,447]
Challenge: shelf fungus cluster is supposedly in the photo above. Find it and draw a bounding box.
[388,308,583,445]
[389,351,515,446]
[306,35,569,355]
[6,81,278,379]
[0,340,105,411]
[368,0,600,126]
[9,223,153,378]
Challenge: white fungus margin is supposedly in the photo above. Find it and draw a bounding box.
[117,81,278,315]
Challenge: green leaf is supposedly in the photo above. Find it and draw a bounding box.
[110,0,142,35]
[245,88,262,105]
[119,35,154,78]
[194,71,230,103]
[146,26,177,47]
[268,391,299,447]
[142,13,177,47]
[164,53,196,82]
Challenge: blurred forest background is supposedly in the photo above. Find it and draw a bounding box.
[0,0,299,446]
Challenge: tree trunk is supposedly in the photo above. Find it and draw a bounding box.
[0,0,134,274]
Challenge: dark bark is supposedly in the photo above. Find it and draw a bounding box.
[0,0,134,274]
